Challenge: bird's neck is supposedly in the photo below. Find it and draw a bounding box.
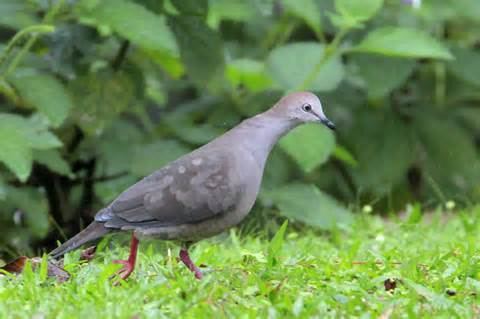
[227,111,299,166]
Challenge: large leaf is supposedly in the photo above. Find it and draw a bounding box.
[354,27,453,60]
[267,183,352,230]
[353,54,416,98]
[226,59,273,92]
[34,150,73,178]
[415,114,480,195]
[6,114,62,150]
[267,42,344,92]
[170,0,208,16]
[69,70,135,135]
[283,0,322,35]
[0,114,62,181]
[0,124,32,182]
[76,0,177,54]
[207,0,256,28]
[169,15,225,90]
[96,120,144,176]
[447,46,480,87]
[280,124,335,173]
[0,1,38,29]
[130,140,191,177]
[10,74,73,127]
[346,110,414,194]
[335,0,383,22]
[0,178,5,200]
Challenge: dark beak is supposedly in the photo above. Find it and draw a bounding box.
[320,117,336,130]
[311,110,336,130]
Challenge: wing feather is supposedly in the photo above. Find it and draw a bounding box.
[95,150,241,228]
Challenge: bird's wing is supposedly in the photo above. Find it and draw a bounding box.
[95,150,242,229]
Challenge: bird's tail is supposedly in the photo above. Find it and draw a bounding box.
[49,222,111,259]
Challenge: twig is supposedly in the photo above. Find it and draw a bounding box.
[111,40,130,71]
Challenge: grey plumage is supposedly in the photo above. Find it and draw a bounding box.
[50,91,335,259]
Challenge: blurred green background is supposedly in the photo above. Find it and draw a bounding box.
[0,0,479,257]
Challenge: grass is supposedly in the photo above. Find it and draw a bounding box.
[1,205,480,318]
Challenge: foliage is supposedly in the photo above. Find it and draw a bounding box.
[2,207,480,317]
[0,0,479,255]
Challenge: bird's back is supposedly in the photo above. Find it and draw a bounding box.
[94,139,264,241]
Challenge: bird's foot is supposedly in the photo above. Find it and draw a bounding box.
[112,259,135,280]
[111,234,139,284]
[179,248,203,280]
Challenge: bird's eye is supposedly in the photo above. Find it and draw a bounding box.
[302,103,312,112]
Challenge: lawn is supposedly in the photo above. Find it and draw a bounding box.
[1,206,480,318]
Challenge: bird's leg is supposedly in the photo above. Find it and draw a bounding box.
[112,233,139,280]
[179,246,203,280]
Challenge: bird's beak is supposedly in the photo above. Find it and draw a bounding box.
[320,117,336,130]
[311,109,336,130]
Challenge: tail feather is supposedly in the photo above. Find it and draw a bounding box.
[49,222,111,258]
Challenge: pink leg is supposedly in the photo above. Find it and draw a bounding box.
[112,233,139,281]
[179,248,203,279]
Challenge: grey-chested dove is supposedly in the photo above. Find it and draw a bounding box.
[50,91,335,280]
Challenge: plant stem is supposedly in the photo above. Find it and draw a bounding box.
[0,25,55,74]
[296,28,349,91]
[434,61,446,108]
[1,0,64,78]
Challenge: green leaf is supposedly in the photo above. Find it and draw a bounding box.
[96,120,144,176]
[404,279,454,310]
[415,114,480,195]
[335,0,383,22]
[34,150,73,178]
[23,115,63,150]
[10,74,73,127]
[267,220,288,268]
[0,115,32,181]
[262,149,293,190]
[354,27,453,60]
[0,114,62,181]
[76,0,177,54]
[280,124,335,173]
[333,145,358,167]
[226,59,273,92]
[268,183,353,230]
[6,186,49,238]
[456,107,480,133]
[169,16,225,90]
[170,0,208,16]
[130,140,191,177]
[283,0,322,35]
[207,0,256,28]
[448,46,480,87]
[69,70,135,135]
[346,111,414,194]
[0,178,5,201]
[0,128,31,182]
[267,42,344,92]
[0,2,38,29]
[353,54,416,98]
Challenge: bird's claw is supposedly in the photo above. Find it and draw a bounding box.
[111,259,134,284]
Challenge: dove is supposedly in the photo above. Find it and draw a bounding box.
[50,91,335,280]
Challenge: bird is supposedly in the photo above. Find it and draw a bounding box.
[49,91,335,280]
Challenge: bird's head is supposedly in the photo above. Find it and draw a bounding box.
[271,91,335,130]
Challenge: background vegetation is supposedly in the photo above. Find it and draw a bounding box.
[0,0,479,257]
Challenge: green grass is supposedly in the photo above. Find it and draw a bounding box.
[2,206,480,318]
